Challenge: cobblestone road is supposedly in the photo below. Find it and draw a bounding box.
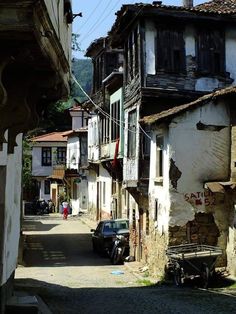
[15,214,236,314]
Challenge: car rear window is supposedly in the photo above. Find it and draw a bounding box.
[103,220,129,232]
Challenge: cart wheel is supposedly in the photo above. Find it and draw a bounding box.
[201,264,209,289]
[174,265,184,286]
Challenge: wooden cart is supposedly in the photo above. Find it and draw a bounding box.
[166,243,222,288]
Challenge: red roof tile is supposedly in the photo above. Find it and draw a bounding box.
[195,0,236,14]
[31,131,68,142]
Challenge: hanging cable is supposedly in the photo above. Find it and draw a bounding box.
[79,0,123,44]
[71,75,151,140]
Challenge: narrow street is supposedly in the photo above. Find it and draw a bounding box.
[15,214,236,314]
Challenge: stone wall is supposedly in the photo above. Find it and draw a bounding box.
[145,221,168,278]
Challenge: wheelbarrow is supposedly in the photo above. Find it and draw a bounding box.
[166,243,222,288]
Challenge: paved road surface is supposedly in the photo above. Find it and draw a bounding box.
[15,215,236,314]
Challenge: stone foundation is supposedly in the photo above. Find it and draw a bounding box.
[145,221,168,278]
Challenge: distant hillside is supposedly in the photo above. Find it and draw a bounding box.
[72,58,93,102]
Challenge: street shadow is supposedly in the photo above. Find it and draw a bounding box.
[13,278,236,314]
[22,220,59,232]
[23,233,111,267]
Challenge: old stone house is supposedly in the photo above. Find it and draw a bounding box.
[141,86,236,277]
[0,0,72,312]
[107,0,236,263]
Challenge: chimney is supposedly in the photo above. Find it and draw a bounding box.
[183,0,193,7]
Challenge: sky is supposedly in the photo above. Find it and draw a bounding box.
[72,0,209,59]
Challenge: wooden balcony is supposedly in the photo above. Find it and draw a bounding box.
[0,0,72,152]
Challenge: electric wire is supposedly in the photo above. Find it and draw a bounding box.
[79,0,123,45]
[72,74,125,126]
[71,74,151,140]
[77,0,105,33]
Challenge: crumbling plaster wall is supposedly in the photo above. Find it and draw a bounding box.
[147,100,232,274]
[168,101,231,265]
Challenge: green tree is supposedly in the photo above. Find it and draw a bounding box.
[22,137,37,200]
[71,58,92,102]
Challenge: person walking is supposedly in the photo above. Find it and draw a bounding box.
[62,200,69,220]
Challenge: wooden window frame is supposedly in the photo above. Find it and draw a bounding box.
[127,110,137,158]
[155,25,186,74]
[111,100,120,141]
[57,147,66,165]
[156,135,164,178]
[42,147,52,166]
[196,28,225,76]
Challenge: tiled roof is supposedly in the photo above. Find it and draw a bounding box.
[109,0,236,37]
[31,131,68,142]
[140,86,236,125]
[195,0,236,14]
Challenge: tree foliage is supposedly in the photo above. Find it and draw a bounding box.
[71,58,93,102]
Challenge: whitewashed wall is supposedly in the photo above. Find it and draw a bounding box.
[148,128,170,234]
[88,170,97,215]
[0,132,22,285]
[67,136,80,170]
[149,100,230,230]
[99,165,112,217]
[123,104,140,183]
[88,115,99,162]
[32,143,67,176]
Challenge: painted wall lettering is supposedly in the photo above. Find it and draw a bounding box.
[184,191,216,206]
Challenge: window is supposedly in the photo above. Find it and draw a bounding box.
[154,199,158,222]
[127,110,137,158]
[44,180,50,195]
[42,147,52,166]
[93,54,104,92]
[106,52,118,76]
[125,26,139,82]
[196,28,225,75]
[101,116,110,144]
[57,147,66,164]
[156,135,164,177]
[141,130,151,157]
[156,25,185,73]
[111,101,120,141]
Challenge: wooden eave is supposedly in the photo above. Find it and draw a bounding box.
[0,0,70,98]
[110,5,236,46]
[85,37,107,58]
[140,85,236,126]
[141,87,206,101]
